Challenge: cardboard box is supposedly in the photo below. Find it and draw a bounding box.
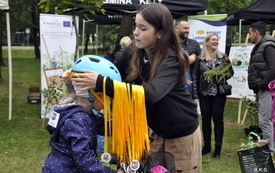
[28,87,41,104]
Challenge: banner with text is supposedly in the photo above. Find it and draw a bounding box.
[40,14,78,118]
[188,14,227,53]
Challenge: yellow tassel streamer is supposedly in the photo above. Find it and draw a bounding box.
[103,77,150,163]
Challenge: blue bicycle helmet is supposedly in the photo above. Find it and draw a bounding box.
[72,55,122,100]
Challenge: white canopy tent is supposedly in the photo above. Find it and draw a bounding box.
[0,0,8,9]
[0,0,12,120]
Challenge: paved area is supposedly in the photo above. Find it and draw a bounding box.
[3,46,34,49]
[2,46,90,49]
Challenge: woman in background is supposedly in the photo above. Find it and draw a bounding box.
[192,33,234,158]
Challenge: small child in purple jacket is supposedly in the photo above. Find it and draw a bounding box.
[41,55,123,173]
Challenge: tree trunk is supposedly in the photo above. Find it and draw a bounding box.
[91,33,95,53]
[84,35,89,54]
[71,9,79,61]
[31,0,40,59]
[0,11,5,79]
[0,10,6,67]
[116,15,133,46]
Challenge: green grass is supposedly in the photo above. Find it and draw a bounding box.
[0,49,253,172]
[201,101,248,173]
[0,49,48,173]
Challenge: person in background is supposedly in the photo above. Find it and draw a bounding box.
[42,55,123,173]
[93,109,105,155]
[113,42,133,82]
[65,3,201,173]
[104,46,113,62]
[114,36,132,62]
[110,44,121,60]
[175,19,201,100]
[113,36,133,82]
[192,33,234,158]
[175,19,201,64]
[248,21,275,153]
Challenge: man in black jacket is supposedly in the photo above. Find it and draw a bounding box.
[248,21,275,153]
[175,19,201,101]
[175,20,201,61]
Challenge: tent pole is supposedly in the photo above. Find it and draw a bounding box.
[7,12,12,120]
[82,19,85,56]
[81,20,94,56]
[96,24,98,55]
[239,19,244,46]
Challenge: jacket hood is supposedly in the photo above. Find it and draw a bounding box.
[47,100,90,142]
[259,34,275,45]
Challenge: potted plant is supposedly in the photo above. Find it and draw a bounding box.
[242,95,262,139]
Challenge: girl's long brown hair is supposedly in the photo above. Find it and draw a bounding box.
[126,3,189,85]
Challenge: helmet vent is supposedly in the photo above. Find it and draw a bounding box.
[75,59,82,64]
[110,66,119,74]
[89,57,100,63]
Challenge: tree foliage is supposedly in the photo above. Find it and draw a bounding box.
[38,0,105,15]
[0,0,265,55]
[207,0,257,14]
[206,0,258,44]
[9,0,33,32]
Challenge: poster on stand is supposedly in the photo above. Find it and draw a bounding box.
[40,14,79,118]
[227,45,255,99]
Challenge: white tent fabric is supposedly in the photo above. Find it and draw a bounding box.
[0,0,9,9]
[0,0,12,120]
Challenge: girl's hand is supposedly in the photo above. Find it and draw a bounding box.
[71,70,99,91]
[62,69,72,84]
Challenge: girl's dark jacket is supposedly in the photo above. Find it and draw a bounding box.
[96,54,199,139]
[192,53,234,99]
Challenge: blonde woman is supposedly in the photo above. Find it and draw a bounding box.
[192,33,234,158]
[114,36,132,62]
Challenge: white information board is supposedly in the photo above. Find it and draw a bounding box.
[227,46,255,99]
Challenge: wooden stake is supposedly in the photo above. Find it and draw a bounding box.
[241,109,248,125]
[238,100,242,124]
